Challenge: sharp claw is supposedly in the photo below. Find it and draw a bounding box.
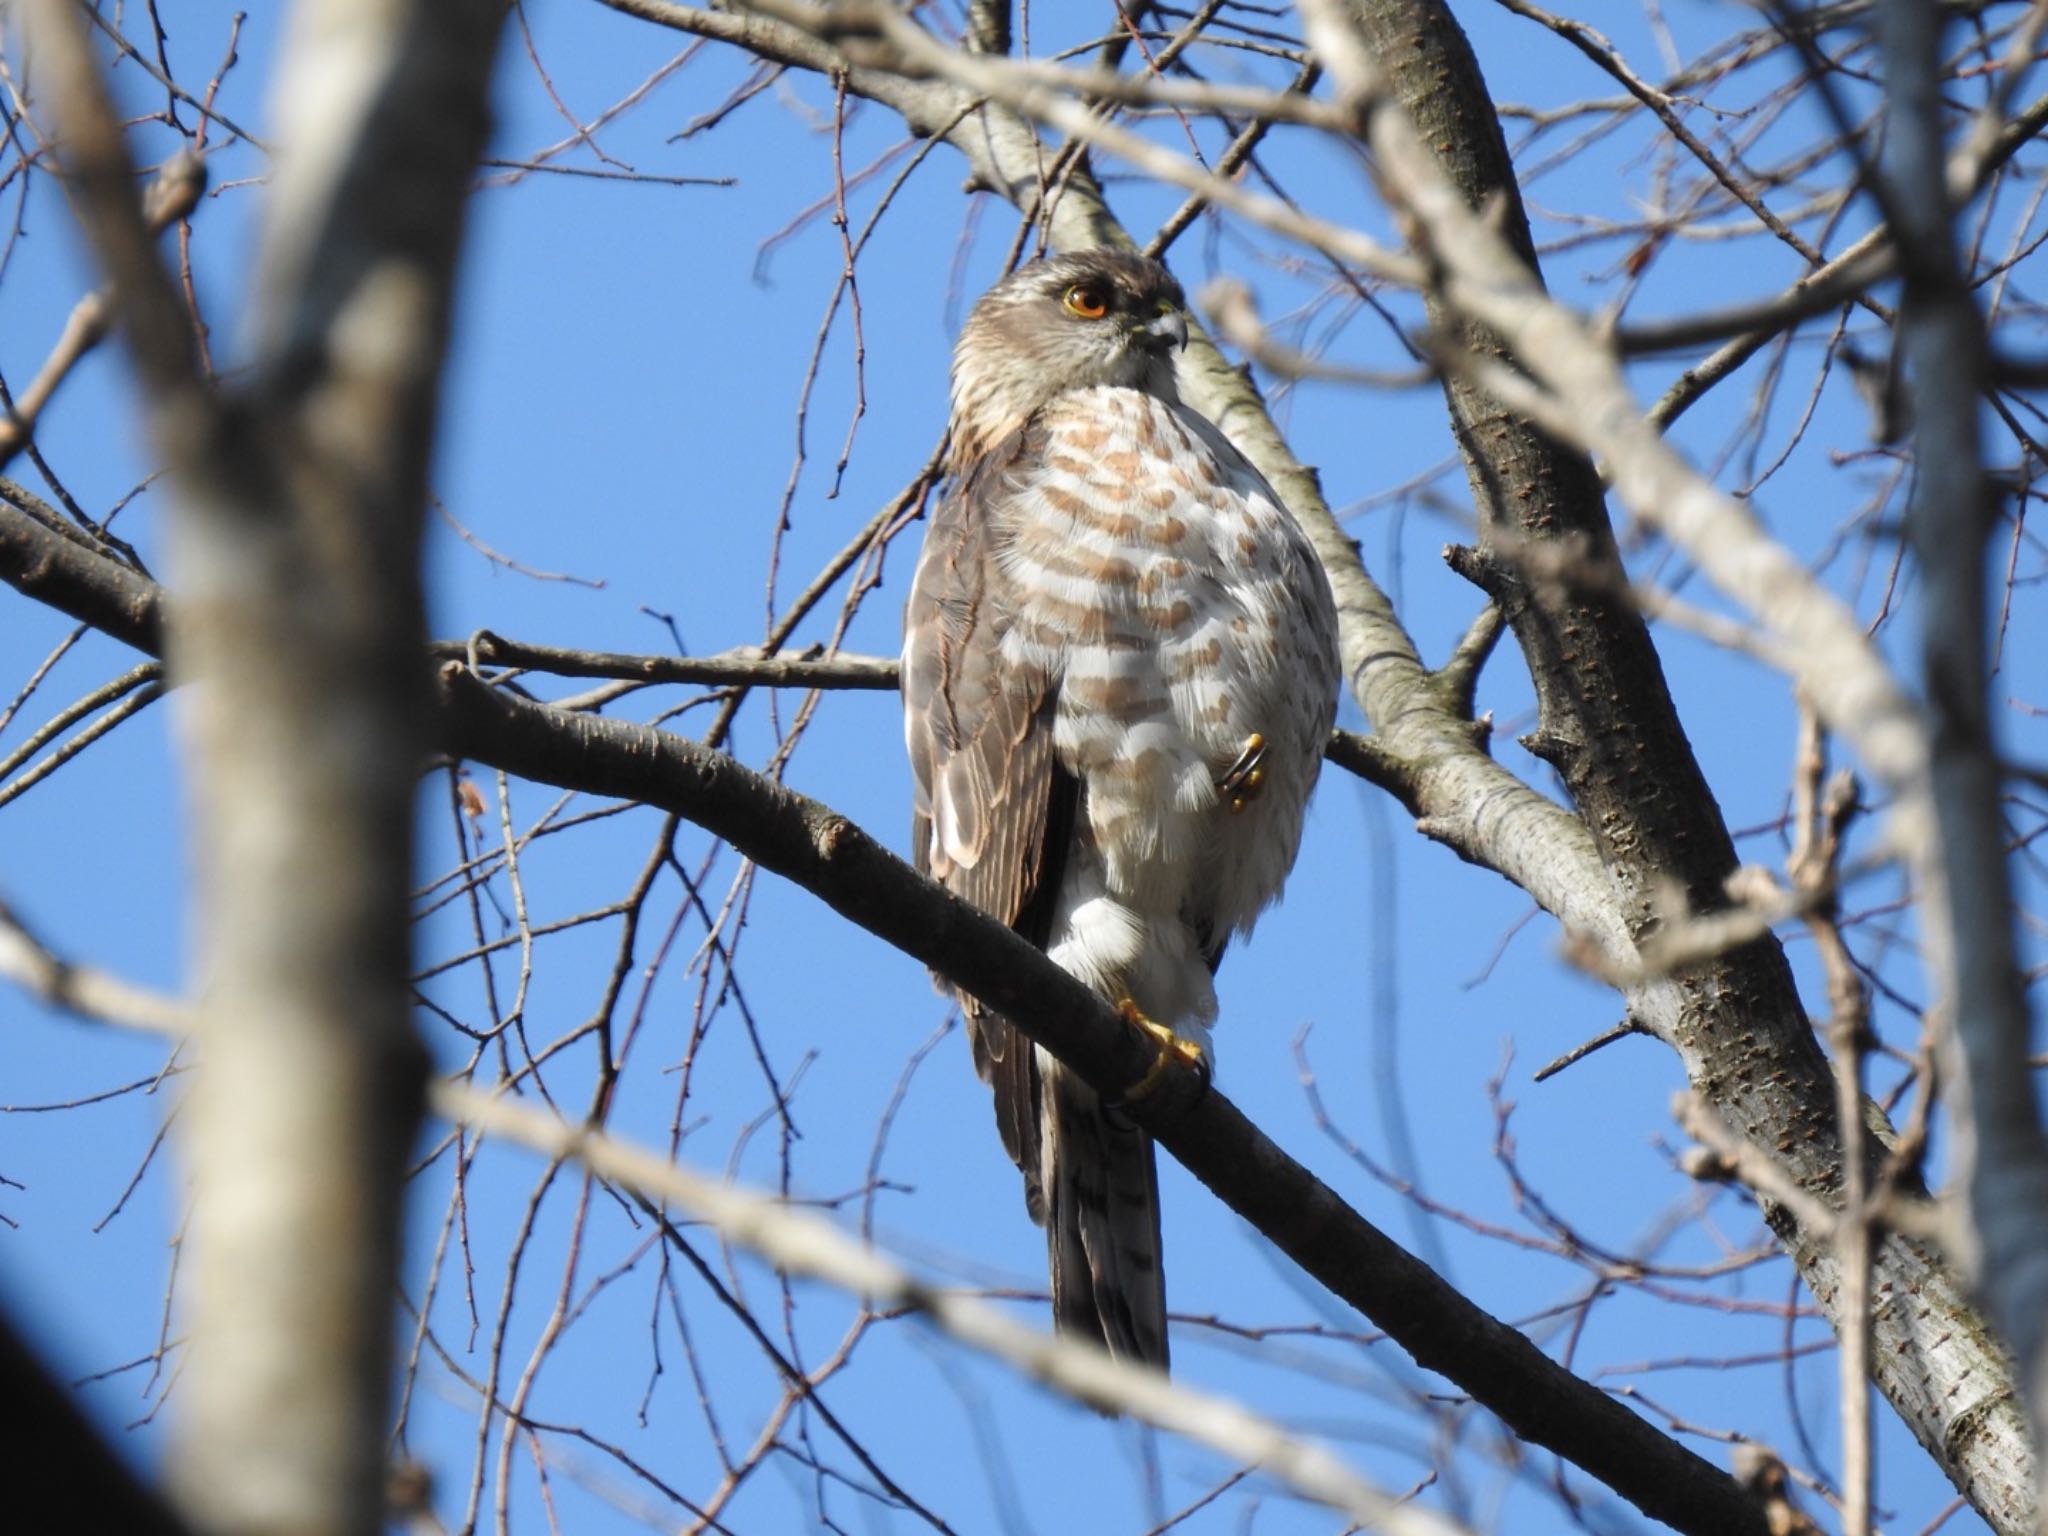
[1217,732,1268,812]
[1114,999,1210,1103]
[1228,765,1265,815]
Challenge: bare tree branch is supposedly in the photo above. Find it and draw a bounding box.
[0,894,192,1035]
[0,549,1780,1532]
[431,660,1775,1536]
[0,151,205,470]
[443,1083,1477,1536]
[1878,0,2048,1515]
[13,0,2048,1525]
[1285,2,2034,1522]
[4,1307,195,1536]
[453,631,900,691]
[25,3,508,1532]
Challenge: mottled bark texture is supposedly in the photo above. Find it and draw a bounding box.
[30,1,508,1532]
[1340,0,2031,1523]
[0,475,1780,1536]
[432,664,1774,1536]
[583,0,2034,1524]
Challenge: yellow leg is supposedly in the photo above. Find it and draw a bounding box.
[1115,998,1208,1102]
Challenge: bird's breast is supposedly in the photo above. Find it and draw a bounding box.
[995,388,1336,929]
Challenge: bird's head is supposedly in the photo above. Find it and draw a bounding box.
[948,250,1189,466]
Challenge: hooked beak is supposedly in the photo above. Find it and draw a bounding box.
[1139,307,1189,353]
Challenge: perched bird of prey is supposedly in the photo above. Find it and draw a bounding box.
[902,249,1340,1369]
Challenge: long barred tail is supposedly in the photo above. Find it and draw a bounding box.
[1041,1050,1170,1369]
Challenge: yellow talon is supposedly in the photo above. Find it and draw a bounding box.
[1218,732,1268,812]
[1227,765,1266,814]
[1116,999,1207,1102]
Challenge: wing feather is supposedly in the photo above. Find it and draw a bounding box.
[903,427,1065,1220]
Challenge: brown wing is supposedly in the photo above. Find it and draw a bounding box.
[906,409,1171,1370]
[903,430,1069,1220]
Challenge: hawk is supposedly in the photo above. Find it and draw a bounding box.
[902,250,1340,1368]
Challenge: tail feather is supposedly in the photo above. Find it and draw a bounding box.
[1041,1051,1169,1369]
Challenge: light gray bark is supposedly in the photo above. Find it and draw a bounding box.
[592,2,2036,1523]
[29,1,507,1530]
[1878,0,2048,1522]
[1295,0,2037,1520]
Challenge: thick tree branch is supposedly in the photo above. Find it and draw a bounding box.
[0,501,899,698]
[1291,1,2033,1523]
[15,41,1933,1510]
[1879,0,2048,1511]
[452,631,901,690]
[0,895,192,1035]
[0,514,1780,1531]
[432,661,1771,1536]
[28,4,508,1533]
[0,906,1467,1535]
[18,0,2033,1522]
[444,1083,1475,1536]
[0,491,164,652]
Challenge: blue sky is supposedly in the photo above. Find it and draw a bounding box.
[5,2,2044,1531]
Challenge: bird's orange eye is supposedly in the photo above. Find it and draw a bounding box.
[1063,284,1110,319]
